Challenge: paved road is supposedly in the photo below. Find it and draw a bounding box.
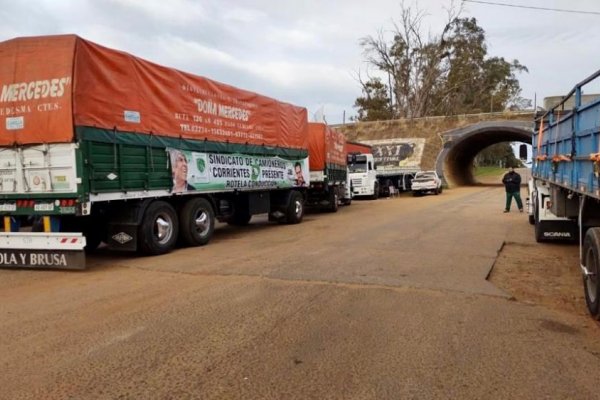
[1,185,599,399]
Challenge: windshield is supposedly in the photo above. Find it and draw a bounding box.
[348,154,369,173]
[415,172,435,180]
[348,162,367,173]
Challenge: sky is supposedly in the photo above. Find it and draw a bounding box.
[2,0,600,124]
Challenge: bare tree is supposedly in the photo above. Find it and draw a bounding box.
[358,0,462,118]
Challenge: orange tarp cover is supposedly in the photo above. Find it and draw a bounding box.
[346,141,372,154]
[0,35,309,149]
[307,123,346,171]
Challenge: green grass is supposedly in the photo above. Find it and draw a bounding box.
[473,166,505,177]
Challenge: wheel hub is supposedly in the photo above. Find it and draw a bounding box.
[155,216,173,244]
[194,212,210,235]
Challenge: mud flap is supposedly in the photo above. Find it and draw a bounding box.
[0,232,86,270]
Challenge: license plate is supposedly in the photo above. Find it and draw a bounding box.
[34,203,54,211]
[0,203,16,211]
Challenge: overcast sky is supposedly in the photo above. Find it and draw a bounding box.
[2,0,600,124]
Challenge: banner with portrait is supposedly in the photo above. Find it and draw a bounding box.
[167,148,309,192]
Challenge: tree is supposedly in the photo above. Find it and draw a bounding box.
[354,1,529,121]
[352,77,394,121]
[474,142,521,168]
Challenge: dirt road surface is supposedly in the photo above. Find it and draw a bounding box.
[1,183,599,399]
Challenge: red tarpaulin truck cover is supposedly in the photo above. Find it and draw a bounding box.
[0,35,308,150]
[346,141,372,154]
[308,123,346,171]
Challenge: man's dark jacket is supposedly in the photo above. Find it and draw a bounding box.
[502,171,521,193]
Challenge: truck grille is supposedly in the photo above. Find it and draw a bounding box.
[351,178,363,186]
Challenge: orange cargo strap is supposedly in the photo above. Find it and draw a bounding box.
[552,154,571,162]
[536,118,544,153]
[536,154,548,161]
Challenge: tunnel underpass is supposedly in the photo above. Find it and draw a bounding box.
[435,121,533,186]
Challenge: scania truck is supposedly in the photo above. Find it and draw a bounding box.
[0,35,310,269]
[529,67,600,318]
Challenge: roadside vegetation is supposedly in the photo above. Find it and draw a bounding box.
[354,0,529,121]
[473,166,505,177]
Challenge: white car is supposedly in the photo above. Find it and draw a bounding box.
[411,171,443,196]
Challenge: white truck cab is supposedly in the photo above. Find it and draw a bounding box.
[347,153,379,199]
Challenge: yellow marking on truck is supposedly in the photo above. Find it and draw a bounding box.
[4,216,11,232]
[43,216,51,232]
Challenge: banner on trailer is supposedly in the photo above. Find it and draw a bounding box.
[167,148,309,192]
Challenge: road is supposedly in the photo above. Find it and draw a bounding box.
[1,184,599,399]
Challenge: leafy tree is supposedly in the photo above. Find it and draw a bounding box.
[354,1,529,120]
[474,142,521,167]
[353,77,394,121]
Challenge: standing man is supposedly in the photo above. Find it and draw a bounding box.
[502,167,523,213]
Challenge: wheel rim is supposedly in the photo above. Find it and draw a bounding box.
[586,247,598,303]
[194,210,211,237]
[154,213,174,245]
[295,200,303,217]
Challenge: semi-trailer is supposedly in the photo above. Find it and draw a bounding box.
[0,35,310,269]
[306,123,350,211]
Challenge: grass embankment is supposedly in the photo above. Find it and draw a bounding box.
[473,166,505,177]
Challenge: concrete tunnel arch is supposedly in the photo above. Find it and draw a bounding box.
[435,121,533,186]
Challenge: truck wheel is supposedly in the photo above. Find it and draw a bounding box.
[583,228,600,318]
[285,191,304,224]
[528,214,535,225]
[138,201,178,255]
[329,191,339,213]
[371,183,379,200]
[434,188,440,195]
[439,186,443,194]
[179,198,214,246]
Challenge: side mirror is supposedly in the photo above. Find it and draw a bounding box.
[519,144,528,160]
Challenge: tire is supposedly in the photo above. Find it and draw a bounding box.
[371,183,379,200]
[412,191,420,197]
[583,228,600,318]
[329,191,339,213]
[179,198,215,246]
[434,188,440,195]
[439,186,443,194]
[138,201,178,255]
[528,214,535,225]
[285,191,304,224]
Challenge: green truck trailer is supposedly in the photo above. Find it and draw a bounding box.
[0,35,310,269]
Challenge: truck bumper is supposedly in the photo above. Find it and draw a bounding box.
[0,232,86,270]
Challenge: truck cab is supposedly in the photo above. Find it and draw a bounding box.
[347,153,379,199]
